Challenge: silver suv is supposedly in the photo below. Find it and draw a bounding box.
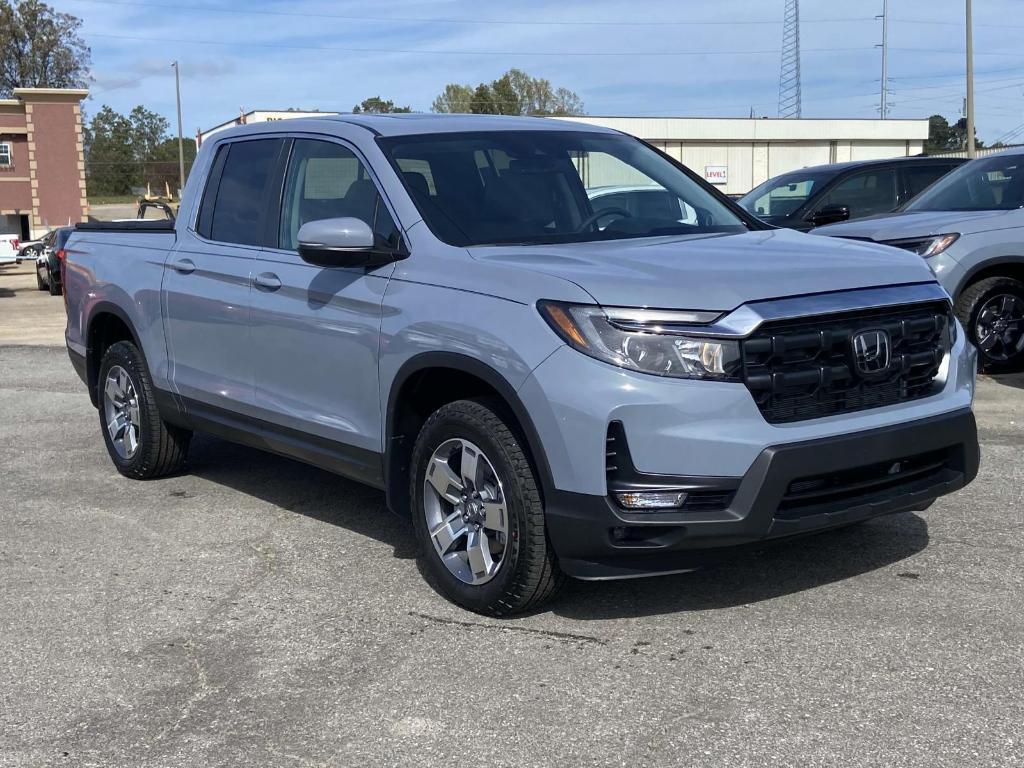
[817,148,1024,372]
[64,115,979,615]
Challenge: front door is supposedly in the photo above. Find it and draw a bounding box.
[249,137,403,465]
[163,137,285,415]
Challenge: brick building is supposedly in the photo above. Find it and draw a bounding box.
[0,88,89,241]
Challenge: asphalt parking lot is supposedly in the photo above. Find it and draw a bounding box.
[2,261,1023,767]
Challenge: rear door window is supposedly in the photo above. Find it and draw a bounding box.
[902,164,956,200]
[201,139,284,246]
[816,168,898,219]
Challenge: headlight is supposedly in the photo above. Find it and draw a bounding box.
[538,301,741,380]
[882,233,960,258]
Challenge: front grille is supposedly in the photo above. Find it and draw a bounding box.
[776,448,954,519]
[741,301,951,424]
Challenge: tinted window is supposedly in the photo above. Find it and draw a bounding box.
[903,164,956,199]
[381,131,746,247]
[738,171,835,219]
[816,168,898,218]
[907,154,1024,212]
[207,139,281,246]
[278,139,399,252]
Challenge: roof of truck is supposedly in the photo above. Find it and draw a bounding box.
[213,113,616,140]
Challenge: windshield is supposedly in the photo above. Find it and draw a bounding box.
[379,131,748,246]
[738,170,835,219]
[906,154,1024,212]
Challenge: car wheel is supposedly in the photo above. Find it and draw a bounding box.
[36,271,46,291]
[410,398,564,616]
[47,271,61,296]
[98,340,192,479]
[956,276,1024,373]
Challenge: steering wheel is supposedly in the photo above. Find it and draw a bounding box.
[577,207,632,232]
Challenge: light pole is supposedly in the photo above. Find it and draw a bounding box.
[966,0,977,158]
[171,61,185,196]
[879,0,889,119]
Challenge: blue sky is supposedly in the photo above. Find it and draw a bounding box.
[55,0,1024,143]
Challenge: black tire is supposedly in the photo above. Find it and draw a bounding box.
[955,276,1024,373]
[47,271,60,296]
[97,340,191,479]
[35,270,46,291]
[410,398,564,616]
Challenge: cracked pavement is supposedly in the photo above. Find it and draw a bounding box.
[2,263,1023,767]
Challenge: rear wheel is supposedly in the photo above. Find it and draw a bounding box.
[956,276,1024,373]
[98,341,191,479]
[47,270,60,296]
[35,270,45,291]
[410,399,563,616]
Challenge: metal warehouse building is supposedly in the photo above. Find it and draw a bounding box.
[554,116,930,196]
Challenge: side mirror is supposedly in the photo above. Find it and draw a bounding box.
[809,204,851,227]
[297,217,397,268]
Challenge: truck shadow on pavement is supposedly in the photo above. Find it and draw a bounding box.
[185,433,929,620]
[984,372,1024,391]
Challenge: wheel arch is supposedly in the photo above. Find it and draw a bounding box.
[84,302,143,407]
[384,352,554,517]
[953,255,1024,299]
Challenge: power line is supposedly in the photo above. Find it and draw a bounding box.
[85,32,879,57]
[66,0,875,27]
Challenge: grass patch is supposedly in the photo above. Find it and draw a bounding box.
[87,196,137,206]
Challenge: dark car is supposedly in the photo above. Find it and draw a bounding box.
[35,227,74,295]
[738,156,967,232]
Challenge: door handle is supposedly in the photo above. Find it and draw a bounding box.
[169,258,195,274]
[254,272,282,291]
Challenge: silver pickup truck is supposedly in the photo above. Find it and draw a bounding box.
[64,114,979,615]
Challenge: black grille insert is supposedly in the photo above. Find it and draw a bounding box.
[777,448,954,519]
[741,301,951,424]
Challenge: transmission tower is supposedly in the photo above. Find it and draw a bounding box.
[778,0,802,118]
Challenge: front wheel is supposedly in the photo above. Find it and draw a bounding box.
[98,341,192,479]
[956,276,1024,373]
[410,399,563,616]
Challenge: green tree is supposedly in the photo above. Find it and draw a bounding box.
[926,114,954,153]
[432,69,584,116]
[951,117,985,151]
[84,104,181,196]
[351,96,411,114]
[0,0,91,97]
[84,106,136,196]
[470,83,497,114]
[431,83,474,114]
[149,136,197,194]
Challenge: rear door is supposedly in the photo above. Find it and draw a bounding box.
[163,137,286,415]
[249,136,402,462]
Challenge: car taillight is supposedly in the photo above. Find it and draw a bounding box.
[56,248,66,261]
[12,239,18,250]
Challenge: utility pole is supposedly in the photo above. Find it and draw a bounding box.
[965,0,977,158]
[878,0,889,118]
[172,61,185,196]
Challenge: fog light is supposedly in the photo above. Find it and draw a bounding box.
[614,490,688,510]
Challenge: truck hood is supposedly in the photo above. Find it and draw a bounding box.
[813,209,1013,242]
[468,228,936,311]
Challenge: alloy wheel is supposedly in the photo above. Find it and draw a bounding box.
[103,365,141,460]
[976,293,1024,363]
[422,438,509,585]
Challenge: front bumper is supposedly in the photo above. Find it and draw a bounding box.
[547,408,979,579]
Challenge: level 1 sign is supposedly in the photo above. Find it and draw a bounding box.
[704,165,728,185]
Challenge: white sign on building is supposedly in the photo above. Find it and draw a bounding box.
[704,165,728,185]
